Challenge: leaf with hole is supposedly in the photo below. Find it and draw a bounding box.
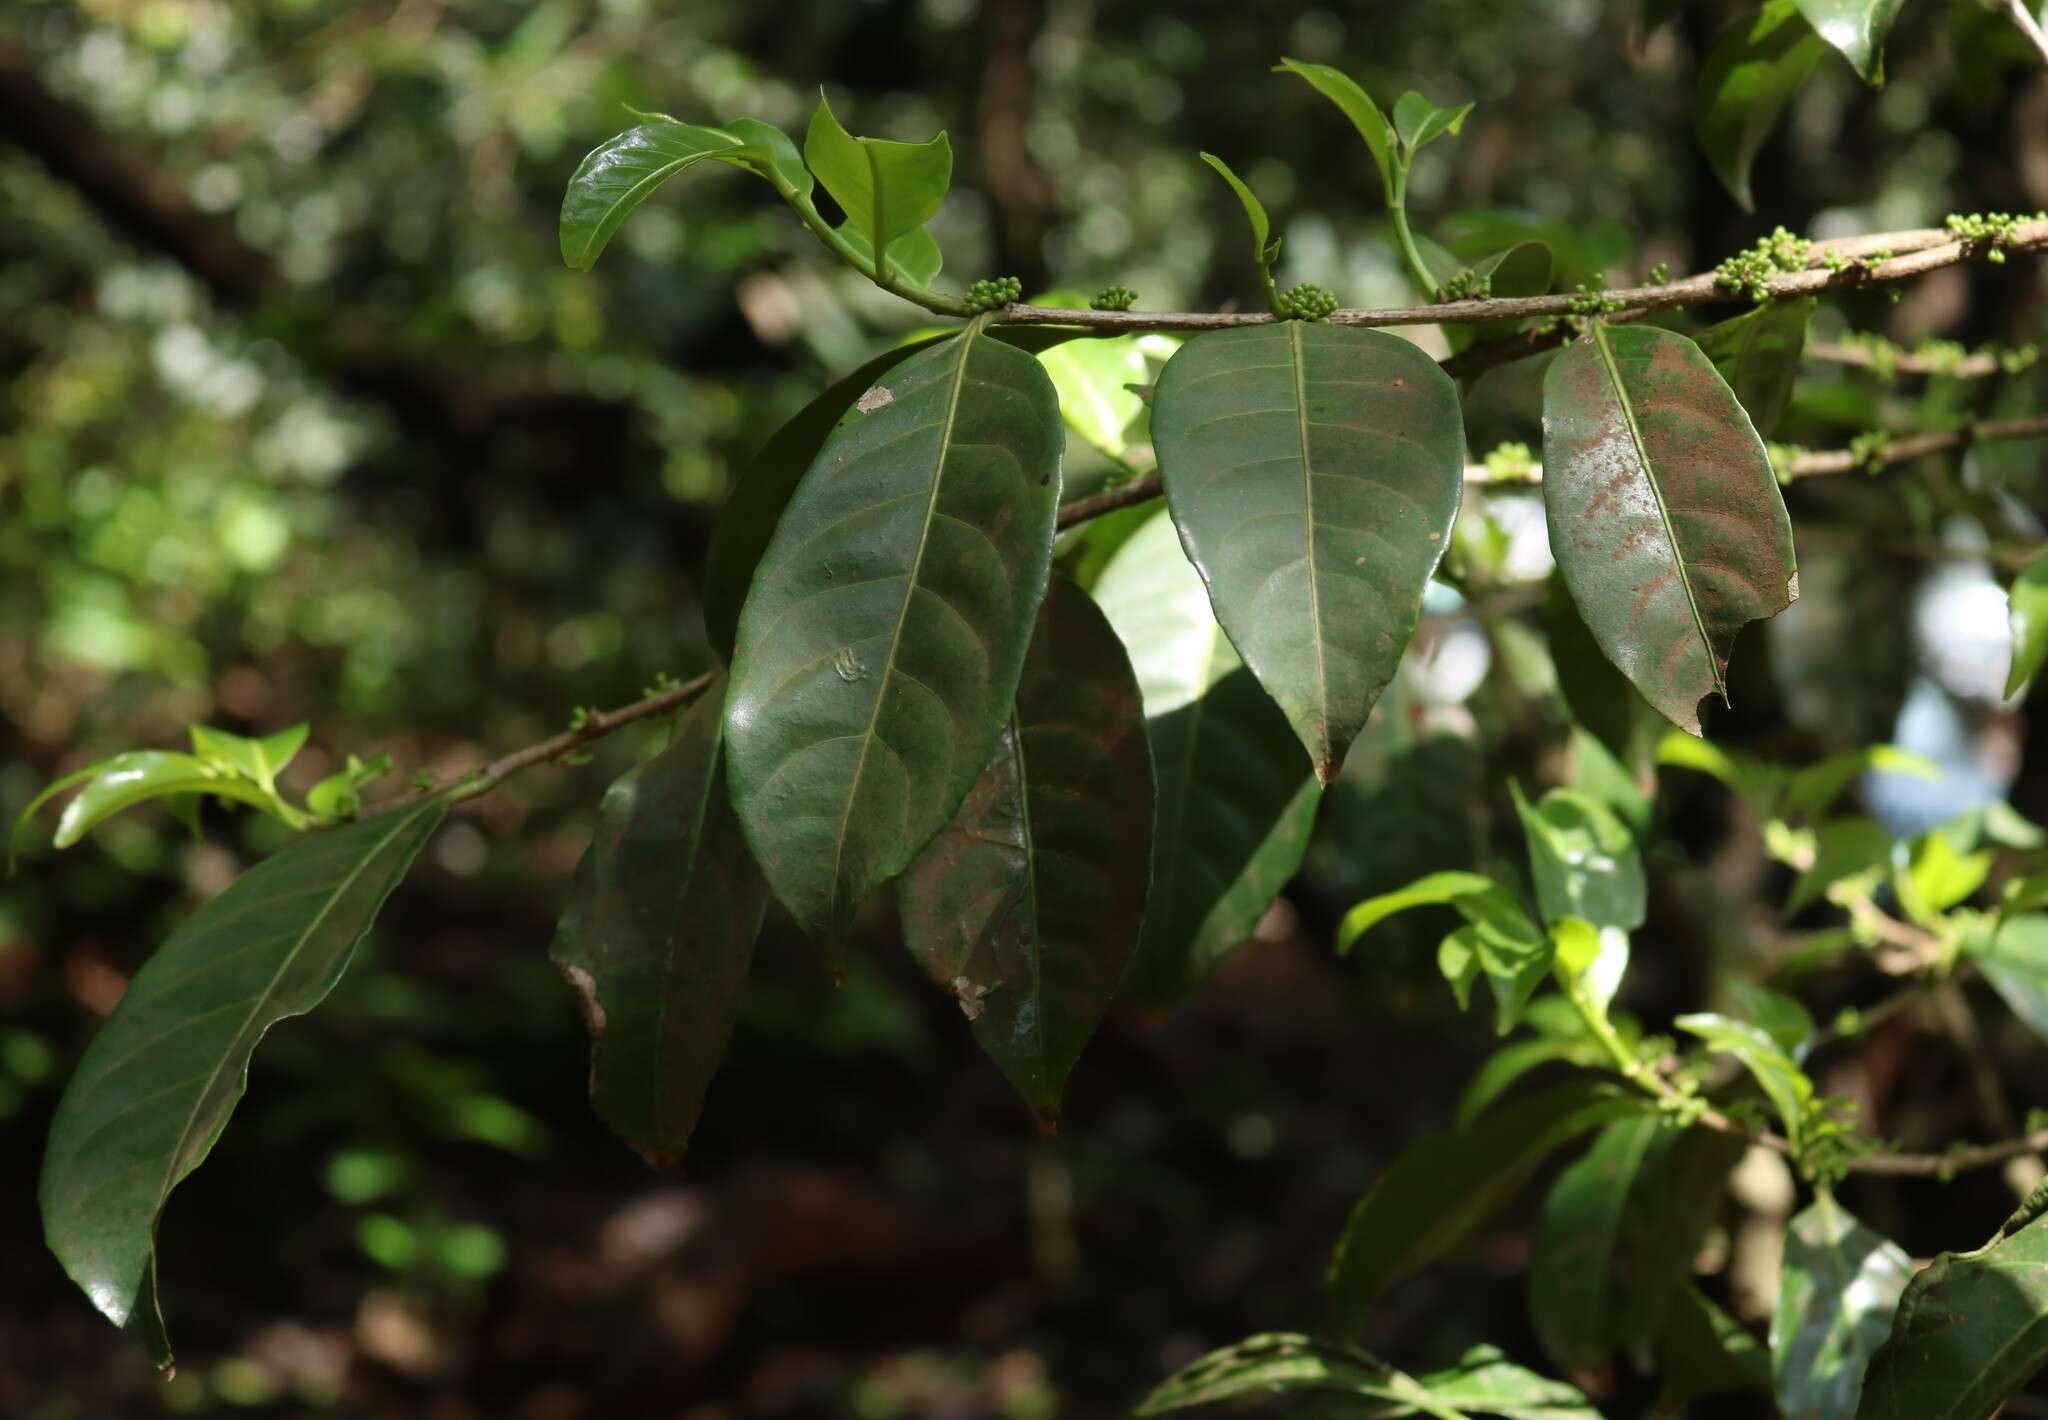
[898,578,1152,1125]
[722,330,1062,947]
[1543,323,1797,735]
[1773,1193,1911,1420]
[551,683,766,1168]
[39,800,445,1367]
[1090,510,1318,1007]
[1155,323,1465,783]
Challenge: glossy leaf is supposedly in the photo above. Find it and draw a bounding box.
[1275,58,1397,202]
[48,751,282,850]
[1543,323,1797,734]
[1414,1344,1603,1419]
[1858,1178,2048,1420]
[559,122,745,270]
[1091,510,1318,1006]
[1695,0,1827,210]
[899,578,1152,1123]
[1696,296,1815,436]
[723,331,1062,945]
[802,93,951,282]
[1795,0,1905,84]
[2007,548,2048,697]
[702,336,949,664]
[1772,1193,1911,1420]
[1338,869,1501,947]
[40,800,446,1366]
[1156,323,1465,782]
[1134,1332,1438,1416]
[1511,783,1646,931]
[1327,1079,1656,1328]
[1034,328,1154,459]
[1529,1114,1666,1373]
[551,684,767,1168]
[1677,1012,1812,1150]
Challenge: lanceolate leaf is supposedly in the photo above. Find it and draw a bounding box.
[1858,1178,2048,1420]
[1091,511,1318,1006]
[1155,323,1465,783]
[1695,0,1827,211]
[1772,1193,1911,1420]
[2006,547,2048,698]
[1795,0,1905,85]
[1696,296,1816,436]
[551,684,767,1168]
[899,578,1152,1125]
[40,800,446,1366]
[1274,58,1398,203]
[723,331,1061,947]
[1542,322,1797,735]
[1529,1114,1667,1373]
[1327,1079,1656,1329]
[559,122,745,270]
[1677,1012,1812,1150]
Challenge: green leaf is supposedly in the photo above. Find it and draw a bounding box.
[722,331,1062,948]
[1543,323,1797,735]
[1857,1178,2048,1420]
[1447,241,1555,355]
[1695,0,1828,211]
[188,723,309,791]
[1155,323,1466,782]
[1034,328,1154,459]
[1391,91,1475,154]
[1656,730,1784,814]
[1456,1036,1597,1126]
[1511,783,1646,931]
[1896,830,1992,924]
[1781,745,1936,820]
[559,121,745,270]
[834,223,945,287]
[1695,296,1815,436]
[1773,1193,1911,1420]
[1274,58,1397,203]
[1964,913,2048,1041]
[1134,1332,1458,1418]
[305,753,394,823]
[714,116,814,198]
[1413,1345,1602,1419]
[1339,870,1501,947]
[1442,913,1557,1036]
[1091,510,1319,1006]
[802,93,951,282]
[1657,1286,1771,1409]
[1677,1012,1813,1149]
[1529,1114,1667,1373]
[899,578,1152,1123]
[1545,576,1661,774]
[1198,152,1281,281]
[1611,1126,1749,1368]
[50,751,285,850]
[551,683,766,1168]
[1795,0,1905,85]
[39,800,446,1366]
[2006,548,2048,698]
[1327,1079,1656,1329]
[1726,977,1817,1059]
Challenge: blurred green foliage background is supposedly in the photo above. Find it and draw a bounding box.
[5,0,2048,1415]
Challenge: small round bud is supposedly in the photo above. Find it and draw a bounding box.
[1089,284,1139,312]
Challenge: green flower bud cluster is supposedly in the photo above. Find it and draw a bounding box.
[1089,284,1139,311]
[1713,226,1812,303]
[1479,441,1540,483]
[1848,429,1893,471]
[1945,210,2045,264]
[1440,268,1492,301]
[1647,261,1670,286]
[964,276,1023,312]
[1559,280,1624,332]
[1274,281,1339,321]
[1766,441,1808,486]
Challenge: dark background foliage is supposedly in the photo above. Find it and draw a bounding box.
[4,0,2048,1414]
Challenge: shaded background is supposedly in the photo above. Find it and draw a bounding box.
[5,0,2048,1415]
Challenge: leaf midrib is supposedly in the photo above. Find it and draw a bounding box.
[1588,322,1725,699]
[826,335,976,931]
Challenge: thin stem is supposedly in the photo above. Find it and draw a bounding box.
[1388,198,1440,300]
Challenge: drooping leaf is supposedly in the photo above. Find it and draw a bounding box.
[723,331,1062,947]
[1658,1286,1771,1410]
[1611,1126,1748,1368]
[1694,0,1828,211]
[559,122,745,270]
[1337,869,1502,947]
[39,800,446,1366]
[1327,1079,1656,1329]
[1695,296,1815,436]
[1795,0,1906,85]
[1340,869,1551,1032]
[1091,510,1319,1006]
[1676,1012,1812,1150]
[2006,548,2048,698]
[1529,1113,1668,1373]
[1857,1178,2048,1420]
[802,93,951,282]
[898,578,1152,1124]
[1772,1193,1912,1420]
[551,684,766,1168]
[1542,323,1797,734]
[41,750,285,850]
[702,336,949,664]
[1155,323,1465,782]
[1511,783,1646,932]
[1274,58,1397,202]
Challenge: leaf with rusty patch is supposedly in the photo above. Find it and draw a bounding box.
[723,331,1063,948]
[898,578,1152,1126]
[1090,510,1319,1007]
[1154,323,1466,785]
[1541,322,1797,735]
[551,682,767,1168]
